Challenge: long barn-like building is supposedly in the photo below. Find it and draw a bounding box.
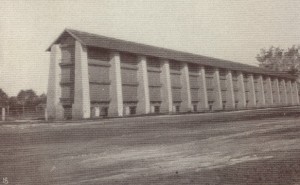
[46,29,300,120]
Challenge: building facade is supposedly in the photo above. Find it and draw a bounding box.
[46,29,300,120]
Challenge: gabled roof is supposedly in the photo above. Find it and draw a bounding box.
[46,28,297,79]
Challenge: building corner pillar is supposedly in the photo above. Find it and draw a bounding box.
[137,56,150,114]
[46,44,64,120]
[108,51,123,117]
[72,41,91,119]
[160,60,173,113]
[180,63,192,112]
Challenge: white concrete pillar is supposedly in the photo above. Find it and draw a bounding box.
[199,66,209,111]
[287,80,293,105]
[257,75,266,107]
[226,70,235,109]
[237,72,246,108]
[274,78,281,105]
[248,74,256,108]
[281,79,288,105]
[213,68,223,110]
[291,81,298,105]
[160,60,173,113]
[266,77,274,106]
[293,81,300,104]
[46,44,64,120]
[180,62,192,112]
[72,41,91,119]
[108,51,123,116]
[137,56,150,114]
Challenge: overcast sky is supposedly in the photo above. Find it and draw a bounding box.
[1,0,300,96]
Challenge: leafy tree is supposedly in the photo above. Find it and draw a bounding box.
[8,96,20,115]
[17,89,38,112]
[8,96,19,107]
[38,93,47,104]
[0,89,8,107]
[256,45,300,74]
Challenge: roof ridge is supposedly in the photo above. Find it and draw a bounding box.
[46,28,296,79]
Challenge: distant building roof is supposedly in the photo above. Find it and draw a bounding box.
[47,29,297,79]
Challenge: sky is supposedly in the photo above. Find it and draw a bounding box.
[1,0,300,96]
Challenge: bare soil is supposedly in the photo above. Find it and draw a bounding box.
[1,107,300,185]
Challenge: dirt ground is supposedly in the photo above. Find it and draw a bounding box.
[1,107,300,185]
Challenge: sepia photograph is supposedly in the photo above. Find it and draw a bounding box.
[1,0,300,184]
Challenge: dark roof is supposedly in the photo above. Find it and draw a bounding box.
[47,29,297,79]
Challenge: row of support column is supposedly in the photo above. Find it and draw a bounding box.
[108,57,299,114]
[47,41,300,119]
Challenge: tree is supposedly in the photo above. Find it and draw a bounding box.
[8,96,20,115]
[37,93,47,105]
[8,96,19,107]
[17,89,38,113]
[256,45,300,74]
[0,89,8,107]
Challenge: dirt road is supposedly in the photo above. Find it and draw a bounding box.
[0,107,300,184]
